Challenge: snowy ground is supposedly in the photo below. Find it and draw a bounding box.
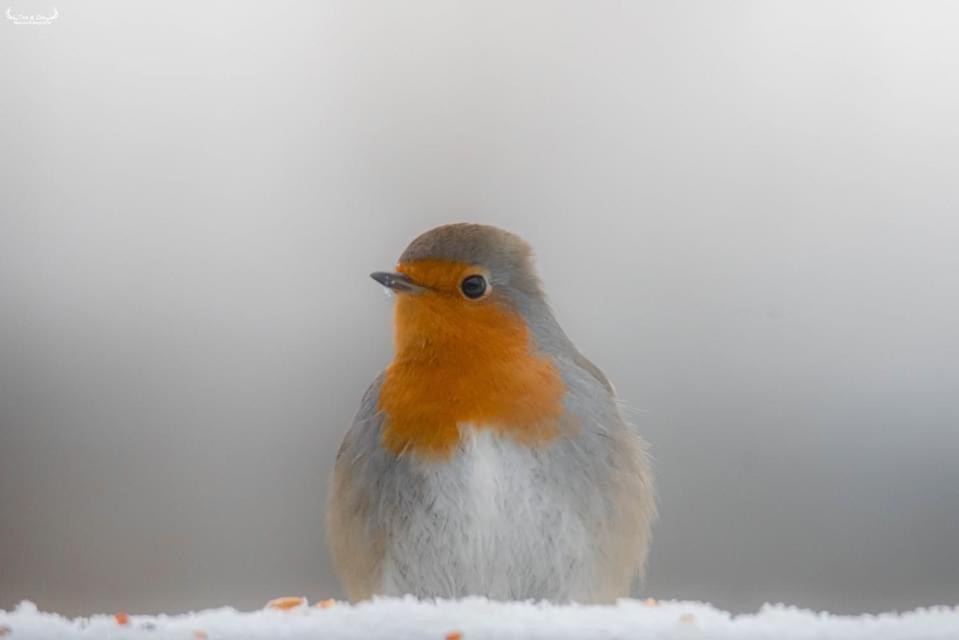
[2,598,957,640]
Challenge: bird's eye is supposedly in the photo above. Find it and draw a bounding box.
[460,274,488,299]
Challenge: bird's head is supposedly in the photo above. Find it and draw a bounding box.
[371,223,547,359]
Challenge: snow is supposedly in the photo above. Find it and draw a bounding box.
[2,597,957,640]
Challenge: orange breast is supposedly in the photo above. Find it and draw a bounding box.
[377,260,567,460]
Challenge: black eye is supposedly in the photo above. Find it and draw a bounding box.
[460,274,487,299]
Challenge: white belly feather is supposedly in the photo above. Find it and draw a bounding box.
[378,425,599,601]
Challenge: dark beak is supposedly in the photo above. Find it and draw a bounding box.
[370,271,425,293]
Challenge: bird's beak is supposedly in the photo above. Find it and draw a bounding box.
[370,271,425,294]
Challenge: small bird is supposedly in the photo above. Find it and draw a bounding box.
[327,223,655,603]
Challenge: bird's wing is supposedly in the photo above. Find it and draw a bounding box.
[559,359,656,600]
[570,349,615,393]
[326,372,388,602]
[599,416,656,598]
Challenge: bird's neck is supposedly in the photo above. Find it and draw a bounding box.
[378,295,566,460]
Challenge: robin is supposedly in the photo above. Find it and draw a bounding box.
[327,223,655,603]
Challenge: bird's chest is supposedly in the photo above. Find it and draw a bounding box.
[378,425,597,600]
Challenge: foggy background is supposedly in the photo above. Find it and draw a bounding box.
[2,0,958,616]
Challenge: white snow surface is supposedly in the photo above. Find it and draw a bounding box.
[2,598,957,640]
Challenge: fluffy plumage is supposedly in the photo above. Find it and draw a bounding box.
[327,223,656,603]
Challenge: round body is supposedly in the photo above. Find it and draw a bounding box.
[327,223,655,603]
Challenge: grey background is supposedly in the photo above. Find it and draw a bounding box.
[2,0,958,616]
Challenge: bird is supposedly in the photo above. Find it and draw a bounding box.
[327,223,655,603]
